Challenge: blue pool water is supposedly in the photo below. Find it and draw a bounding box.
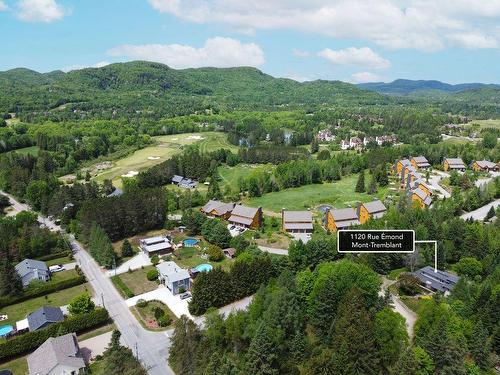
[195,263,213,273]
[184,238,199,247]
[0,325,13,337]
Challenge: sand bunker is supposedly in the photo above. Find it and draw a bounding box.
[186,135,205,140]
[121,170,139,178]
[147,156,160,160]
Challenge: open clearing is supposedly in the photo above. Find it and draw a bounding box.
[244,174,388,213]
[466,119,500,129]
[219,164,275,189]
[5,145,40,156]
[91,132,237,185]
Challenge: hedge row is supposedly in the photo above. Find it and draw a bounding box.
[0,308,110,361]
[36,250,71,262]
[111,275,135,298]
[0,275,86,308]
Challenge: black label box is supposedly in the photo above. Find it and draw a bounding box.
[337,230,415,253]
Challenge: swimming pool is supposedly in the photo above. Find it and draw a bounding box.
[195,263,213,273]
[184,238,199,247]
[0,325,13,337]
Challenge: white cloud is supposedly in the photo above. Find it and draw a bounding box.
[318,47,391,69]
[292,49,309,57]
[0,1,8,11]
[16,0,67,22]
[283,73,311,82]
[447,31,499,49]
[107,37,265,69]
[349,72,384,83]
[62,61,111,72]
[148,0,500,51]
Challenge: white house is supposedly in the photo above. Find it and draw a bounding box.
[139,236,173,257]
[156,261,191,295]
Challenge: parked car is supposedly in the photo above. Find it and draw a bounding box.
[49,264,65,273]
[229,225,235,230]
[179,292,191,300]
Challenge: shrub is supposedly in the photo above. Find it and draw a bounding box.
[151,255,160,266]
[397,273,421,296]
[136,299,148,308]
[157,315,172,327]
[206,245,224,262]
[111,276,135,298]
[36,251,71,262]
[0,308,110,361]
[153,307,165,320]
[146,269,159,281]
[0,275,86,309]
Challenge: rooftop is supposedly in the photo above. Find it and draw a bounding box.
[282,210,313,223]
[15,259,48,277]
[362,200,387,214]
[413,266,460,293]
[27,306,64,331]
[156,261,190,283]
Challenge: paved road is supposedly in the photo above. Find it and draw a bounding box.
[258,245,288,255]
[461,198,500,221]
[1,190,174,375]
[428,171,451,198]
[475,171,500,188]
[380,277,417,338]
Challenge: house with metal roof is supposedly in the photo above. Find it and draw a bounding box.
[443,157,466,171]
[26,306,64,332]
[200,200,235,219]
[410,188,432,208]
[281,210,313,234]
[394,159,412,174]
[106,187,123,198]
[15,259,50,287]
[228,205,262,229]
[156,261,191,295]
[411,156,431,169]
[412,266,460,294]
[324,207,360,231]
[471,160,498,172]
[357,200,387,224]
[27,333,86,375]
[171,175,183,184]
[139,235,173,256]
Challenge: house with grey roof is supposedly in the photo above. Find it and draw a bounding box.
[200,200,235,219]
[27,333,86,375]
[472,160,498,172]
[27,306,64,332]
[412,266,460,294]
[15,259,50,287]
[281,210,313,233]
[410,187,432,208]
[228,205,262,229]
[357,200,387,224]
[411,156,431,169]
[156,261,191,295]
[139,235,173,257]
[325,208,360,231]
[444,157,466,171]
[106,187,123,197]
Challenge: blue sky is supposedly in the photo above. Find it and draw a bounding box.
[1,0,500,83]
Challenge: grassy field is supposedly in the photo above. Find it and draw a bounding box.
[45,255,73,267]
[92,132,237,185]
[0,355,28,375]
[77,322,116,341]
[173,245,233,270]
[0,283,92,326]
[467,119,500,129]
[115,266,159,296]
[218,164,275,189]
[5,145,40,156]
[244,174,388,213]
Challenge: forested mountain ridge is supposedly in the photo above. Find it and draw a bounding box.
[358,78,500,95]
[0,61,391,118]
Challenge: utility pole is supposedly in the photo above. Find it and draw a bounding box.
[135,342,138,359]
[101,292,105,308]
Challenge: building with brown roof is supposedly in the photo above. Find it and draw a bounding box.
[281,210,313,234]
[443,157,466,171]
[228,205,262,229]
[411,188,432,208]
[394,159,412,174]
[325,208,360,231]
[411,156,431,169]
[200,200,235,219]
[357,201,387,224]
[471,160,498,172]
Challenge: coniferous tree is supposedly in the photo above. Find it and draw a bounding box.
[0,255,23,297]
[121,239,134,257]
[367,176,378,194]
[169,316,202,375]
[246,323,279,375]
[355,170,366,193]
[469,320,491,370]
[310,138,319,154]
[207,173,222,200]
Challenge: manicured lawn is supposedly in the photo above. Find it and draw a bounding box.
[244,174,388,213]
[5,145,40,156]
[45,255,73,267]
[131,300,176,331]
[0,283,92,326]
[0,355,28,375]
[400,296,432,316]
[218,164,275,189]
[77,322,116,341]
[466,119,500,129]
[49,269,79,283]
[92,132,236,185]
[114,266,159,296]
[173,246,233,271]
[388,267,408,280]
